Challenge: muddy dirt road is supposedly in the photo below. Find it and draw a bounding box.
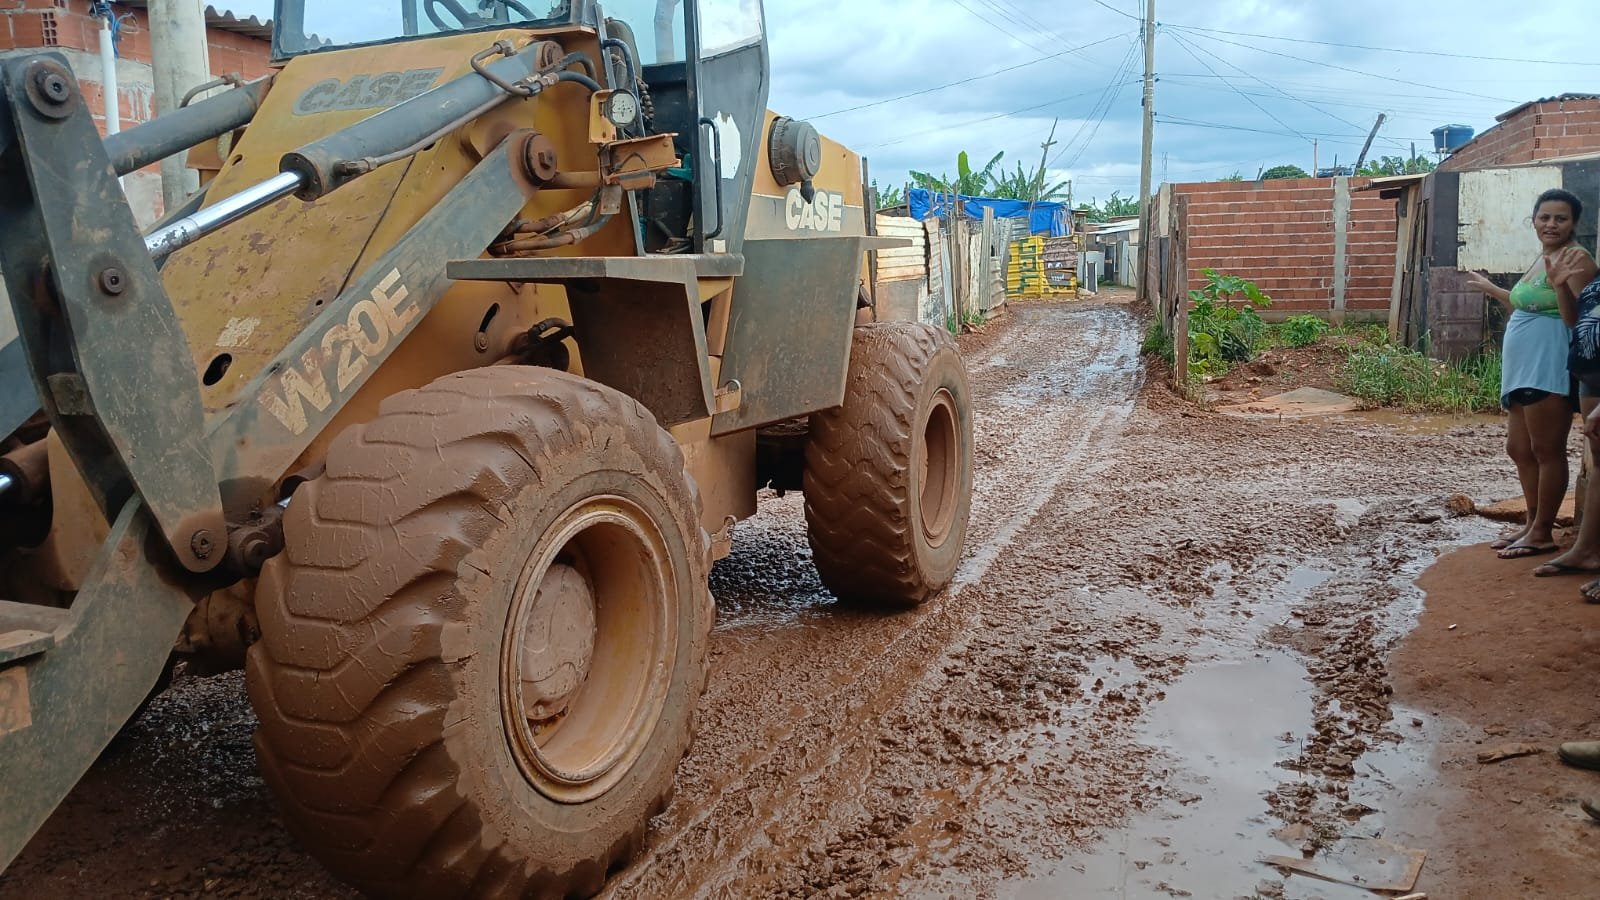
[2,299,1586,898]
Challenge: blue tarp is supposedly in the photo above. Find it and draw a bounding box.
[907,187,1070,237]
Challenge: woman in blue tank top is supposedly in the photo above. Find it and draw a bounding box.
[1466,189,1596,559]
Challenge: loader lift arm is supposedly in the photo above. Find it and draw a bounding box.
[0,40,581,868]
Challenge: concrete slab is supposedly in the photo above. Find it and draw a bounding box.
[1215,386,1361,419]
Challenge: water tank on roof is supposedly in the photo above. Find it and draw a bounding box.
[1432,124,1475,154]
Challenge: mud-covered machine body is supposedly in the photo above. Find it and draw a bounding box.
[0,0,974,894]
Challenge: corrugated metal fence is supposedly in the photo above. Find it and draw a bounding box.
[872,212,1008,328]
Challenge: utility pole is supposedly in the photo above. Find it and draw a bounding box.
[1137,0,1155,302]
[149,0,211,212]
[1312,139,1318,177]
[1032,118,1059,203]
[1353,112,1387,174]
[1029,119,1059,228]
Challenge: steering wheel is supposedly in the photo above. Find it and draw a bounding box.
[425,0,538,32]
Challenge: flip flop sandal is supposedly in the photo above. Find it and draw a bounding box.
[1498,543,1559,559]
[1491,530,1527,550]
[1533,561,1600,577]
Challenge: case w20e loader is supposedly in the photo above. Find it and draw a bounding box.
[0,1,975,895]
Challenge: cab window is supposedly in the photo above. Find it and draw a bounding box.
[697,0,762,57]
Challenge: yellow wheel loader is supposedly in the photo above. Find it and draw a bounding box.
[0,1,974,895]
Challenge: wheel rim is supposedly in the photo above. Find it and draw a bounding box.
[501,495,678,804]
[918,388,960,547]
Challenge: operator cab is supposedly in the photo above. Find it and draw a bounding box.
[266,0,769,257]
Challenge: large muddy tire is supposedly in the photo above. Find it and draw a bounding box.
[245,367,711,899]
[804,322,974,607]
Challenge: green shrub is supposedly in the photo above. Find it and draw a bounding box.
[1279,314,1330,348]
[1187,268,1271,375]
[1143,321,1175,364]
[1340,345,1501,413]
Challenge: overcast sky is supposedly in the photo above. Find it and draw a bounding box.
[229,0,1591,205]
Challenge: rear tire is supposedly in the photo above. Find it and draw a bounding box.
[246,367,711,899]
[803,323,974,607]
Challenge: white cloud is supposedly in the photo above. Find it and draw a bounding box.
[221,0,1592,201]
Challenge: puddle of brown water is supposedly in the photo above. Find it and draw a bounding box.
[1320,409,1503,434]
[1217,403,1502,436]
[1018,652,1357,898]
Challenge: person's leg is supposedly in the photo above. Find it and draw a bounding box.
[1516,393,1568,544]
[1498,403,1538,550]
[1499,402,1547,555]
[1517,393,1573,548]
[1539,396,1600,573]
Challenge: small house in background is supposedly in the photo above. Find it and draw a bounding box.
[871,188,1085,329]
[1371,94,1600,360]
[1086,218,1141,289]
[905,188,1083,303]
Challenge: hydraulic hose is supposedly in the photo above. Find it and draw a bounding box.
[282,40,554,200]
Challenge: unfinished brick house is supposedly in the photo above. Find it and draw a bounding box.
[1439,94,1600,173]
[1168,177,1398,322]
[0,1,272,224]
[1378,95,1600,358]
[1141,93,1600,366]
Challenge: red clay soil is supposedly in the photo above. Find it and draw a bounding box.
[1390,540,1600,898]
[1208,338,1359,402]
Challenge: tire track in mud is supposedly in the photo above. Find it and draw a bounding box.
[0,299,1528,899]
[605,303,1144,898]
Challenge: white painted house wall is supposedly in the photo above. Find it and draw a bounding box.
[1457,166,1564,274]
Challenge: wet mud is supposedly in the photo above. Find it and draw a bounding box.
[0,299,1555,898]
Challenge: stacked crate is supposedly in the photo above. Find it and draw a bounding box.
[1042,235,1079,297]
[1006,236,1047,297]
[1007,235,1079,299]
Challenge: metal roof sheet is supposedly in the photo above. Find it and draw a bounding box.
[1497,93,1600,122]
[1352,173,1428,192]
[122,2,272,41]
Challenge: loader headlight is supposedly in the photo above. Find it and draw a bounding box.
[603,91,640,129]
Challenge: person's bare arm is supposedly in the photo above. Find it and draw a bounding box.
[1547,246,1598,324]
[1467,270,1512,309]
[1542,245,1593,297]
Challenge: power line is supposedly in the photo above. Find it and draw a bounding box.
[1166,29,1312,144]
[860,83,1140,150]
[1167,23,1600,67]
[1048,38,1142,170]
[808,32,1132,121]
[1161,78,1494,122]
[1157,75,1503,109]
[1155,114,1383,145]
[947,0,1055,56]
[972,0,1050,38]
[982,0,1055,35]
[1165,30,1411,154]
[1170,28,1516,104]
[1054,65,1137,170]
[1089,0,1142,21]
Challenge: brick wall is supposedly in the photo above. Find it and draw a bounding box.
[0,1,272,223]
[1441,97,1600,172]
[1173,177,1397,318]
[1,1,272,128]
